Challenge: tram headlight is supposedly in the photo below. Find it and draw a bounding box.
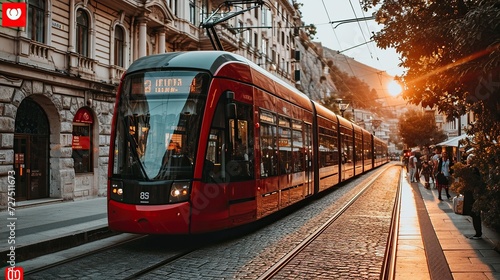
[169,182,191,203]
[110,181,124,201]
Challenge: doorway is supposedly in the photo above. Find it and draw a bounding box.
[14,98,50,201]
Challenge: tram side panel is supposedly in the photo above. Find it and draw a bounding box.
[190,77,260,233]
[310,102,340,193]
[317,115,340,192]
[254,90,315,218]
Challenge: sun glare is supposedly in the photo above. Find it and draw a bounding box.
[387,80,402,97]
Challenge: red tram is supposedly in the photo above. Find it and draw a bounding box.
[107,51,388,234]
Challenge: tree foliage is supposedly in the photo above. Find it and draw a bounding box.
[361,0,500,229]
[398,109,447,149]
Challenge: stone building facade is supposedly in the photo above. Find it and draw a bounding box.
[0,0,301,207]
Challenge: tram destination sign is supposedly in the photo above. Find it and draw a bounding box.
[132,73,204,95]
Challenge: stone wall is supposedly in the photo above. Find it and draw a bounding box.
[0,75,114,208]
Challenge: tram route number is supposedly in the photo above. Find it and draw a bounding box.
[139,191,150,204]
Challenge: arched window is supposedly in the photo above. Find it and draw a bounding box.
[76,9,89,57]
[27,0,45,42]
[72,108,94,173]
[114,26,124,67]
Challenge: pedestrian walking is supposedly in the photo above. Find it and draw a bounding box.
[436,151,453,201]
[464,154,482,239]
[431,146,442,188]
[408,152,417,183]
[421,158,433,189]
[414,153,422,182]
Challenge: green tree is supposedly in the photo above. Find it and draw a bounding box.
[398,109,447,149]
[294,1,317,40]
[360,0,500,229]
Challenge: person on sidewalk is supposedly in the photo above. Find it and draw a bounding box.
[421,158,433,189]
[414,153,422,182]
[436,151,453,201]
[464,154,482,239]
[408,152,417,182]
[431,146,442,189]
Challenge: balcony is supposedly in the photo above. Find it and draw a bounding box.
[16,39,55,71]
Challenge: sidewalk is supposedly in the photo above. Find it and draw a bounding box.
[1,197,111,264]
[397,171,500,279]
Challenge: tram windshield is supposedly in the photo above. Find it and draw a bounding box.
[112,71,209,180]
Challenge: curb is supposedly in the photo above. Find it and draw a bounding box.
[1,226,117,264]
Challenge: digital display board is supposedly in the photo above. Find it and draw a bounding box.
[131,72,207,95]
[144,78,184,93]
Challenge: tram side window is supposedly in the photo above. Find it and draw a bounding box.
[364,137,372,161]
[343,134,354,164]
[292,126,304,172]
[227,102,254,181]
[278,116,292,174]
[203,101,254,182]
[319,127,338,167]
[259,110,278,178]
[355,133,363,164]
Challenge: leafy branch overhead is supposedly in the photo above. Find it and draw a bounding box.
[360,0,499,120]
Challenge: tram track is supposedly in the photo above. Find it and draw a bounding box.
[24,234,147,276]
[257,164,402,280]
[24,164,402,279]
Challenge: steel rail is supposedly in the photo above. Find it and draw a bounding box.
[257,164,393,280]
[24,234,147,275]
[380,165,403,280]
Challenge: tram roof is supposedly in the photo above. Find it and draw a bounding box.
[126,51,245,75]
[126,51,313,111]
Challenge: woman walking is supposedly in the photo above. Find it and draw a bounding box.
[436,151,453,201]
[421,158,433,189]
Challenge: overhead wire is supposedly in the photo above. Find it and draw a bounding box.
[347,0,374,59]
[305,0,405,106]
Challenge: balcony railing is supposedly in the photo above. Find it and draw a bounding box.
[29,41,50,60]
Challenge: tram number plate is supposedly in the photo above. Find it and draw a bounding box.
[139,191,150,204]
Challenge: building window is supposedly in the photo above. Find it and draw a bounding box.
[238,20,244,38]
[168,0,178,15]
[244,25,250,44]
[261,39,268,56]
[76,9,89,57]
[72,108,94,173]
[189,1,196,25]
[27,0,45,42]
[114,26,124,67]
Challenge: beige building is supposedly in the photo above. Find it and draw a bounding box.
[0,0,301,207]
